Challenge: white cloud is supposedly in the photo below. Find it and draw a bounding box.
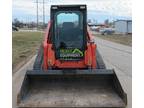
[13,0,132,17]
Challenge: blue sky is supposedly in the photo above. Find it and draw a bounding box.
[12,0,132,23]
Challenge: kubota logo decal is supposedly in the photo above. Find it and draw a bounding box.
[72,48,83,56]
[60,48,83,58]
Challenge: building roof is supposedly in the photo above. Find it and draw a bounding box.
[114,19,132,23]
[88,23,105,26]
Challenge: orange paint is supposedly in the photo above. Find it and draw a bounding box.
[43,21,97,70]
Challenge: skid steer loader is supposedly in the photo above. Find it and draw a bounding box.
[17,5,127,108]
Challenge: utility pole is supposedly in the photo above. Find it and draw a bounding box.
[36,0,39,30]
[43,0,45,29]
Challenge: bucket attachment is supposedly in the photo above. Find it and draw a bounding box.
[17,69,127,108]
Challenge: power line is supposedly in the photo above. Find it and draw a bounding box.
[35,0,46,30]
[36,0,47,29]
[36,0,39,30]
[43,0,45,28]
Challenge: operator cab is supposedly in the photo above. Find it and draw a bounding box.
[51,5,87,60]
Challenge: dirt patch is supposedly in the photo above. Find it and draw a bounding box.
[12,54,34,74]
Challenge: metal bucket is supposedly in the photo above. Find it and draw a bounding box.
[17,69,127,108]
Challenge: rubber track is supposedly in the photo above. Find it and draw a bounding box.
[33,44,43,70]
[96,50,106,69]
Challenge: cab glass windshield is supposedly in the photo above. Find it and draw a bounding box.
[54,11,84,49]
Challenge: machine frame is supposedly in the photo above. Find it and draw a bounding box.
[43,5,96,70]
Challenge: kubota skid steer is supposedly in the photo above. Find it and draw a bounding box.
[17,5,127,108]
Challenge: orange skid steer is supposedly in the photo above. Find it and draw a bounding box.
[17,5,127,108]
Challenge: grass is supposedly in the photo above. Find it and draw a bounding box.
[12,31,44,71]
[93,33,132,46]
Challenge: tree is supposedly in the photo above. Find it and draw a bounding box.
[13,18,24,28]
[88,19,92,23]
[104,19,109,25]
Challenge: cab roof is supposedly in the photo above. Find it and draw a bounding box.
[51,5,87,11]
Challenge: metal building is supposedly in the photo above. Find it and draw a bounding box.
[114,20,132,34]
